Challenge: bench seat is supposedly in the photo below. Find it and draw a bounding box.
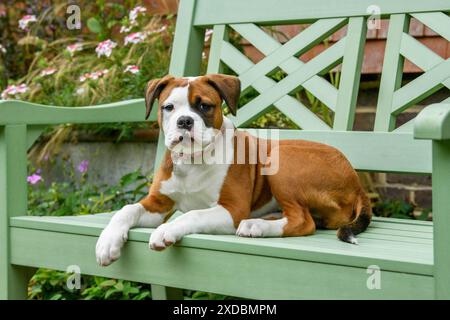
[9,213,434,299]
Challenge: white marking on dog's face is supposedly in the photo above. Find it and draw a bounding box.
[160,85,217,155]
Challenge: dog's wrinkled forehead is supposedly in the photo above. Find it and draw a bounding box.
[158,77,224,129]
[144,74,241,129]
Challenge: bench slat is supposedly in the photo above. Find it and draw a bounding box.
[245,129,432,173]
[10,214,433,275]
[9,227,434,299]
[193,0,450,26]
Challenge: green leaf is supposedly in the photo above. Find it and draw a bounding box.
[50,293,63,300]
[87,17,102,34]
[99,279,116,287]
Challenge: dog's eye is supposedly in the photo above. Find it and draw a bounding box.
[162,104,174,112]
[199,104,212,112]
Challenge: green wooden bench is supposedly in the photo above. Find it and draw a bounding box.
[1,0,450,300]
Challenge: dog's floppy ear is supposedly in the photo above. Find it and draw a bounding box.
[145,75,174,120]
[205,74,240,116]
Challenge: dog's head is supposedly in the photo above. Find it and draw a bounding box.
[144,74,240,155]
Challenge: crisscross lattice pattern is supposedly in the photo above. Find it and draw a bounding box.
[207,17,367,131]
[375,12,450,132]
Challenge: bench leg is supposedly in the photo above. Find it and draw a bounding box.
[1,125,35,299]
[432,140,450,299]
[151,284,184,300]
[0,265,35,300]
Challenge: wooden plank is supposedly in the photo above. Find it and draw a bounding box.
[168,0,204,76]
[333,17,367,130]
[391,59,450,115]
[414,103,450,140]
[232,19,345,90]
[245,129,432,173]
[150,284,184,300]
[206,25,228,74]
[193,0,450,26]
[432,140,450,299]
[412,12,450,41]
[0,99,145,125]
[26,125,47,150]
[10,216,433,275]
[0,125,32,299]
[230,22,341,110]
[374,14,410,132]
[373,216,433,226]
[236,39,345,127]
[10,228,434,299]
[316,231,433,246]
[400,33,444,72]
[220,42,331,130]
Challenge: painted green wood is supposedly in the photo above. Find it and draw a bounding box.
[206,25,228,74]
[219,41,331,130]
[26,125,47,150]
[231,18,345,103]
[333,17,367,130]
[391,59,450,115]
[431,140,450,299]
[245,129,432,173]
[400,33,445,72]
[411,12,450,42]
[9,228,434,299]
[151,284,184,300]
[193,0,450,26]
[0,99,146,125]
[374,14,410,132]
[414,103,450,140]
[0,125,33,299]
[168,0,204,77]
[10,214,433,275]
[228,22,340,110]
[235,39,345,127]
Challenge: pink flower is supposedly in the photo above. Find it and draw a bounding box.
[79,69,109,82]
[27,173,42,185]
[1,84,29,100]
[120,25,132,33]
[66,43,83,56]
[124,32,146,45]
[129,6,147,23]
[19,15,37,30]
[95,39,117,58]
[40,68,57,77]
[124,65,140,74]
[78,160,89,173]
[204,29,213,42]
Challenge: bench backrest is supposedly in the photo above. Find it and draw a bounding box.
[162,0,450,174]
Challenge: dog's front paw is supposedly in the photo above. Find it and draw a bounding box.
[96,225,128,266]
[149,223,184,251]
[236,219,266,238]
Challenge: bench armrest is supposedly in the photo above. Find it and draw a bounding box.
[0,99,150,125]
[414,103,450,140]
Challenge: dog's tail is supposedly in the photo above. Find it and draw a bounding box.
[337,191,372,245]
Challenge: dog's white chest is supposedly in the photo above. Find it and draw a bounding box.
[160,163,230,212]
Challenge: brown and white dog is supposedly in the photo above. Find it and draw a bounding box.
[95,74,371,266]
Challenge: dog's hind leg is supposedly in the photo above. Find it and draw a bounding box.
[236,203,316,238]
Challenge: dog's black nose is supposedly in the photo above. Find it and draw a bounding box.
[177,116,194,130]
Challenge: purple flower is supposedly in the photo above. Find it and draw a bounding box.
[78,160,89,174]
[27,173,42,185]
